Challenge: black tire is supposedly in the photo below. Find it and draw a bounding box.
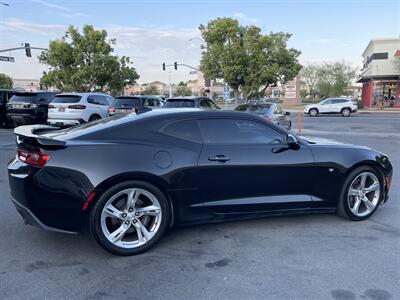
[341,108,351,117]
[337,166,383,221]
[88,115,101,122]
[309,108,318,117]
[89,180,171,255]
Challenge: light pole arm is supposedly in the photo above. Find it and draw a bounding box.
[0,46,48,53]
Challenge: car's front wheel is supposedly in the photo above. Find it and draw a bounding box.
[309,108,318,117]
[90,180,170,255]
[341,108,351,117]
[337,166,383,221]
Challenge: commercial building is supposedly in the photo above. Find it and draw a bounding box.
[358,38,400,108]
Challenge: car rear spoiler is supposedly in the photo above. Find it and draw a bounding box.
[14,125,66,147]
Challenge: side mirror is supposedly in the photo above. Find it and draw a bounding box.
[287,134,299,149]
[284,111,291,116]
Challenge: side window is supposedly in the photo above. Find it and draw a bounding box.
[200,99,212,109]
[160,120,202,143]
[107,96,114,105]
[322,100,331,105]
[99,96,109,106]
[276,106,283,114]
[144,97,158,107]
[199,119,284,145]
[87,95,97,104]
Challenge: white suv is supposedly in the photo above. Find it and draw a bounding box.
[304,98,358,117]
[48,93,114,126]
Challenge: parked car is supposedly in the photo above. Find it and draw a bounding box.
[304,98,358,117]
[7,92,57,126]
[47,93,114,127]
[0,89,18,128]
[108,95,162,116]
[235,103,291,130]
[8,110,392,255]
[163,96,220,109]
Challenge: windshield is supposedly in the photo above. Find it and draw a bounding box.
[114,97,142,107]
[163,99,195,108]
[51,95,82,103]
[9,93,39,103]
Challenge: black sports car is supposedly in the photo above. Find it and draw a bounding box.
[8,109,393,255]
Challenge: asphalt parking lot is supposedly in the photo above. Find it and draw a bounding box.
[0,113,399,300]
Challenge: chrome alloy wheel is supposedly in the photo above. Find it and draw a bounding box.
[100,188,162,249]
[347,172,380,217]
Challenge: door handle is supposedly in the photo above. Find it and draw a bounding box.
[208,155,231,162]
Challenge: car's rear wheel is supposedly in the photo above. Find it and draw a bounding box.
[309,108,318,117]
[90,181,170,255]
[88,115,101,122]
[337,166,383,221]
[341,108,351,117]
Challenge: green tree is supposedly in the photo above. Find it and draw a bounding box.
[300,89,308,98]
[39,25,139,94]
[199,18,301,103]
[176,85,191,96]
[178,81,187,86]
[300,65,318,98]
[316,62,356,98]
[141,85,159,95]
[0,73,13,89]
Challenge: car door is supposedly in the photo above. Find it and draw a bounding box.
[196,117,315,214]
[329,99,341,113]
[97,95,109,118]
[318,99,332,113]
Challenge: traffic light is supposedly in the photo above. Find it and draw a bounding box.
[174,61,177,70]
[25,43,31,57]
[162,63,165,71]
[204,79,211,87]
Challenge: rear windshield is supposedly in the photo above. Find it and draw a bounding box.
[115,97,142,107]
[9,93,39,103]
[163,99,195,108]
[51,95,82,103]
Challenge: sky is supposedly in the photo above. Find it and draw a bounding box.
[0,0,399,84]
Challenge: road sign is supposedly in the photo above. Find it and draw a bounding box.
[0,56,15,62]
[189,70,197,75]
[224,84,229,93]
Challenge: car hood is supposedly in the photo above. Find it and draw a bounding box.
[301,136,370,149]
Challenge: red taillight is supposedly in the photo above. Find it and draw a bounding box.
[108,107,115,113]
[48,104,55,109]
[264,115,273,121]
[17,150,50,168]
[68,104,86,109]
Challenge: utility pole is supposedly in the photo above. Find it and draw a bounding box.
[168,71,172,98]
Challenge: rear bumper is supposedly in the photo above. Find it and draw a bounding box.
[8,158,91,233]
[11,197,77,234]
[47,118,85,126]
[7,113,43,124]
